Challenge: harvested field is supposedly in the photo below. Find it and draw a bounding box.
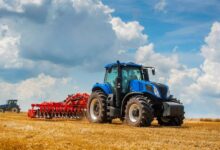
[0,113,220,150]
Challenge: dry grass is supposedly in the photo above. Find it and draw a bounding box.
[200,118,220,122]
[0,113,220,150]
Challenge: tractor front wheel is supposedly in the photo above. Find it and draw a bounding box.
[87,90,110,123]
[11,107,20,113]
[125,96,153,127]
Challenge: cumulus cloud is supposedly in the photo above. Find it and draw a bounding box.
[201,22,220,62]
[135,22,220,117]
[0,24,21,69]
[135,43,182,83]
[111,17,147,48]
[0,24,71,82]
[0,0,147,75]
[16,0,117,69]
[0,73,78,110]
[170,23,220,115]
[189,22,220,99]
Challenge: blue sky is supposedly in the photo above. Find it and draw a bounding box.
[0,0,219,118]
[104,0,220,67]
[103,0,219,50]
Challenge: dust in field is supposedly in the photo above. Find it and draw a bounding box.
[0,113,220,150]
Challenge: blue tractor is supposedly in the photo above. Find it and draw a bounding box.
[0,100,20,113]
[87,61,184,127]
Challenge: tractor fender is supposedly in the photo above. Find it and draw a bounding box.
[92,83,112,95]
[120,92,144,116]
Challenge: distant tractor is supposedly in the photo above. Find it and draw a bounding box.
[0,100,20,113]
[87,61,184,127]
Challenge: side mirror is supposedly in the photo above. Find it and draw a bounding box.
[152,68,155,75]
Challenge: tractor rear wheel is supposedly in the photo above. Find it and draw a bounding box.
[157,115,184,126]
[125,96,153,127]
[0,108,5,113]
[87,90,110,123]
[11,107,20,113]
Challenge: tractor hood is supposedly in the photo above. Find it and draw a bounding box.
[130,80,170,99]
[151,82,169,99]
[0,104,8,108]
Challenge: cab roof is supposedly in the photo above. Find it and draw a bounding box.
[105,62,142,69]
[7,99,17,102]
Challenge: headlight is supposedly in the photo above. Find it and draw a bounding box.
[153,86,160,98]
[167,89,170,98]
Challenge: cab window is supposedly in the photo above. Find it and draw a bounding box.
[104,67,118,92]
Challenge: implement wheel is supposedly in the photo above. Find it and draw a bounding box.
[125,95,153,127]
[87,90,110,123]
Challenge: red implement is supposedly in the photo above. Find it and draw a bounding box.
[28,93,89,119]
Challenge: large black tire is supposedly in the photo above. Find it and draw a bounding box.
[157,115,184,126]
[125,96,153,127]
[87,90,110,123]
[11,107,20,113]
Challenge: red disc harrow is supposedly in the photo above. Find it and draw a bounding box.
[28,93,89,119]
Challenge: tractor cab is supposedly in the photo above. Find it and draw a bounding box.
[7,100,18,105]
[104,62,156,97]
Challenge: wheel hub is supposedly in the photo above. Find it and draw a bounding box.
[90,98,101,120]
[132,109,139,117]
[94,103,100,116]
[129,104,140,122]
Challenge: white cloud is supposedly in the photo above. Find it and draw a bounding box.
[201,22,220,63]
[168,68,199,86]
[0,0,43,13]
[175,22,220,116]
[0,0,149,79]
[0,74,77,111]
[0,24,69,80]
[167,68,200,104]
[154,0,167,13]
[190,22,220,98]
[0,24,22,68]
[135,43,180,77]
[111,17,147,48]
[0,0,147,71]
[71,0,114,14]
